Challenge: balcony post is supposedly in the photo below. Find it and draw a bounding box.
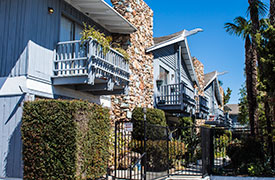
[180,83,184,110]
[87,39,96,85]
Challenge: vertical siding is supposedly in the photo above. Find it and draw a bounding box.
[0,0,111,78]
[61,1,110,36]
[0,95,24,178]
[0,0,61,78]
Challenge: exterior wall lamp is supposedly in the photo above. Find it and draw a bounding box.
[48,7,54,14]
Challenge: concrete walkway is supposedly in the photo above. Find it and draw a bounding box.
[166,175,209,180]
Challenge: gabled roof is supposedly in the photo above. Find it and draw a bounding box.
[146,28,203,52]
[204,71,217,88]
[153,30,185,45]
[204,71,223,105]
[146,29,203,86]
[65,0,137,34]
[225,104,239,115]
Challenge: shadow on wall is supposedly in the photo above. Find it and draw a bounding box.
[5,122,23,178]
[1,41,29,78]
[3,95,25,178]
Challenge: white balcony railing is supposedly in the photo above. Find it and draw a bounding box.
[156,83,195,106]
[53,39,130,84]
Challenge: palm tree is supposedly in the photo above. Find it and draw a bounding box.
[225,0,267,135]
[224,17,257,134]
[248,0,268,135]
[271,0,275,25]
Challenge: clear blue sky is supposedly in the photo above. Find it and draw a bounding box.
[106,0,270,104]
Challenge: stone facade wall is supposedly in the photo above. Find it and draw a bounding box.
[110,0,154,124]
[219,86,224,110]
[192,57,205,96]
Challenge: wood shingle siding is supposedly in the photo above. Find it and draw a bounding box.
[180,60,194,90]
[153,45,177,70]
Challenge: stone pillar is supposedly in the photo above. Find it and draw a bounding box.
[192,57,205,96]
[110,0,154,124]
[219,86,224,110]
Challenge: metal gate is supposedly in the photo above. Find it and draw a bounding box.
[113,120,204,180]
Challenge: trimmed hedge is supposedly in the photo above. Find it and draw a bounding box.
[22,100,110,180]
[132,107,167,140]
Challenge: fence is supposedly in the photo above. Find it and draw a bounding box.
[114,120,204,180]
[113,122,275,179]
[210,127,275,176]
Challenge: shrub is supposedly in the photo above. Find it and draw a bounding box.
[131,140,185,171]
[132,107,166,140]
[22,100,110,180]
[213,129,232,158]
[226,136,269,175]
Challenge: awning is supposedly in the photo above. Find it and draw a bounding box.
[65,0,137,34]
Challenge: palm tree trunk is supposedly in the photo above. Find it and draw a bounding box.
[245,36,257,136]
[248,0,259,135]
[264,96,274,169]
[271,0,275,25]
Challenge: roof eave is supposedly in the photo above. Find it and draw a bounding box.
[215,78,223,105]
[146,31,186,53]
[65,0,137,34]
[204,71,217,90]
[183,38,200,87]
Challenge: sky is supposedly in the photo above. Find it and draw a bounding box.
[105,0,270,104]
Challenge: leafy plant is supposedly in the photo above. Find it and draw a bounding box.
[224,87,232,105]
[81,23,130,61]
[81,23,112,55]
[225,136,274,176]
[177,117,201,165]
[238,84,249,125]
[22,100,111,180]
[131,139,185,171]
[132,107,167,140]
[114,47,130,61]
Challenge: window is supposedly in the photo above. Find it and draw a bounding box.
[159,66,169,85]
[60,16,83,41]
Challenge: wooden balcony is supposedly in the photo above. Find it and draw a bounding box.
[215,108,224,119]
[156,83,196,113]
[196,95,210,119]
[52,39,130,95]
[199,96,209,113]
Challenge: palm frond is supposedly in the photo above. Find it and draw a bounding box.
[224,16,250,39]
[224,23,239,35]
[259,18,270,31]
[247,0,268,18]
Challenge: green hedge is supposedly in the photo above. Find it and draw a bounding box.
[132,107,166,140]
[22,100,110,180]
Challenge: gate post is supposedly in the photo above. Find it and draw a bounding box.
[114,121,118,179]
[201,127,214,177]
[166,126,170,177]
[143,107,147,180]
